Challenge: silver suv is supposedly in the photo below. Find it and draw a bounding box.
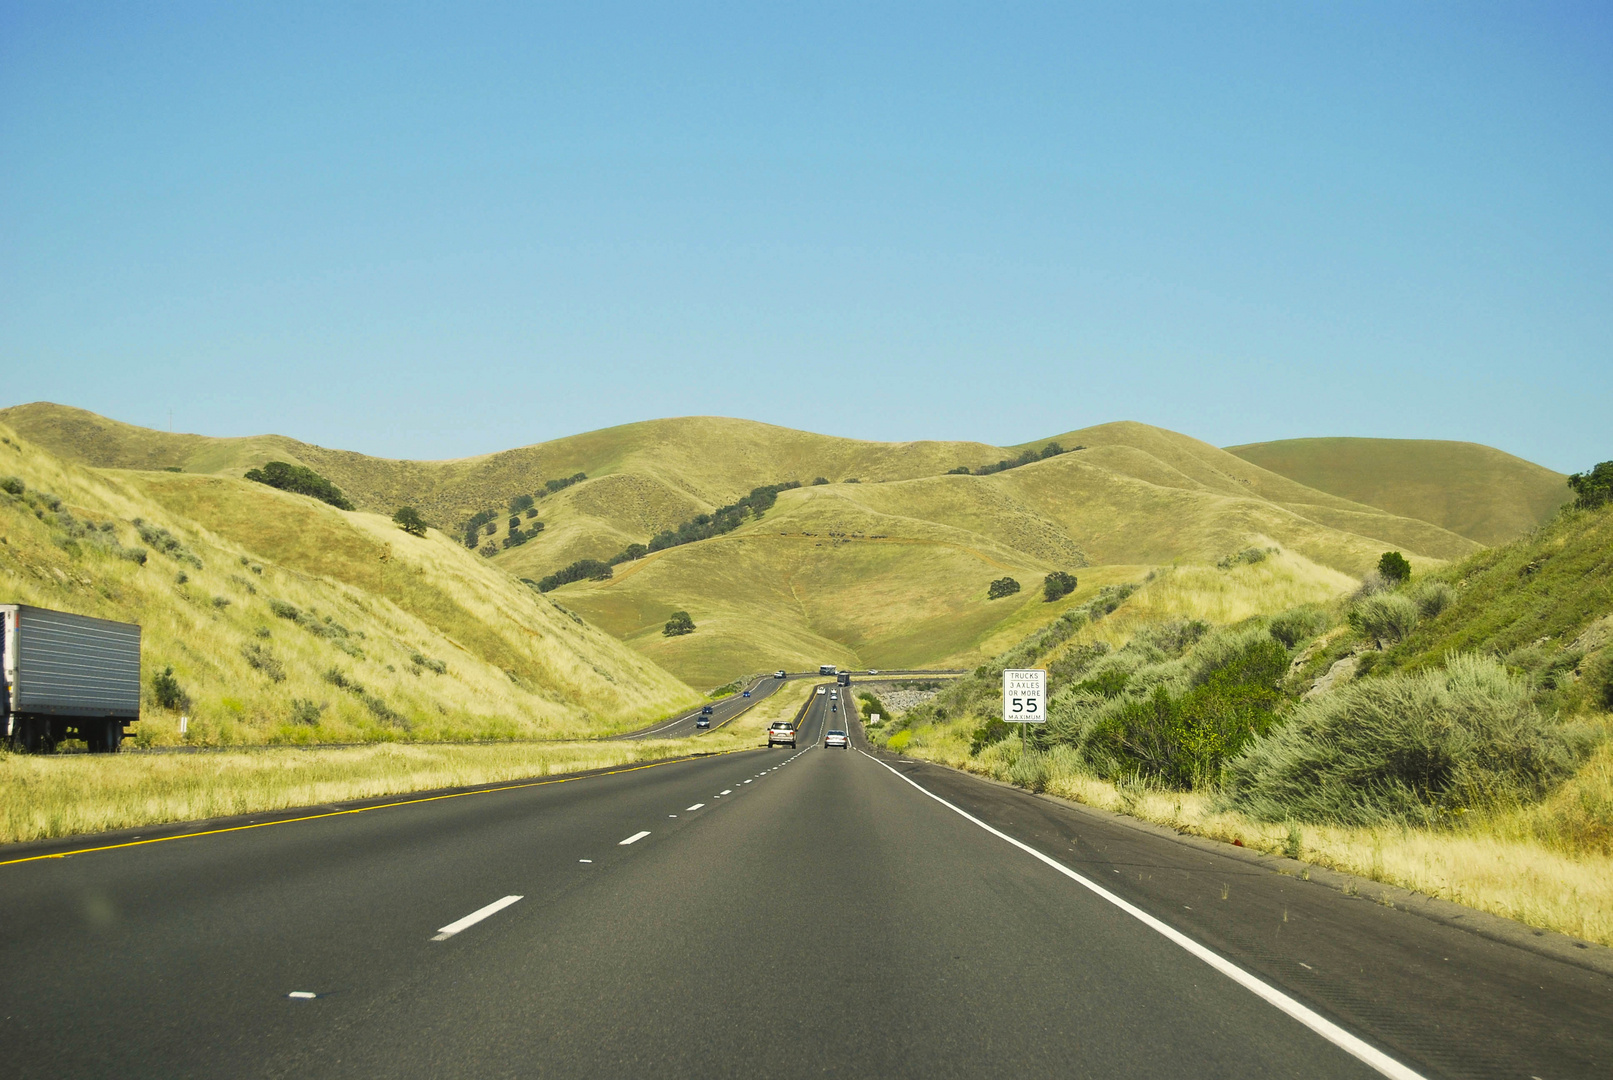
[768,721,797,748]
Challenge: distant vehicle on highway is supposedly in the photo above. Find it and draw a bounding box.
[836,671,851,686]
[824,730,848,749]
[700,704,714,715]
[768,720,797,748]
[773,670,787,679]
[816,687,826,695]
[695,716,711,729]
[828,689,837,698]
[742,689,751,698]
[867,669,879,675]
[819,664,837,675]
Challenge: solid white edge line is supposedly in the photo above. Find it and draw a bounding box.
[619,830,651,845]
[857,750,1427,1080]
[432,894,524,940]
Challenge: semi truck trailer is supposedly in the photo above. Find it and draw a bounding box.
[2,605,141,753]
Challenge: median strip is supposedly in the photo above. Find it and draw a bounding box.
[432,895,523,941]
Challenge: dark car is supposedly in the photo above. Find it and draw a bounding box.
[695,716,711,729]
[742,690,751,698]
[700,704,715,715]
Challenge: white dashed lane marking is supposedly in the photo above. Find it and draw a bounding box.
[686,803,705,811]
[619,831,651,846]
[288,991,317,1000]
[431,895,523,941]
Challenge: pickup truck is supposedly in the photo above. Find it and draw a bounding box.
[768,720,797,748]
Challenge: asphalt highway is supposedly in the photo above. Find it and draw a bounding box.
[613,668,962,740]
[2,689,1608,1078]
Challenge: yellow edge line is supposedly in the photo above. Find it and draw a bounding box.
[0,746,762,867]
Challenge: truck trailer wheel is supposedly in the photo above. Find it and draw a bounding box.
[86,720,123,753]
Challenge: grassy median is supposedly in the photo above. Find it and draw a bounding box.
[0,679,815,846]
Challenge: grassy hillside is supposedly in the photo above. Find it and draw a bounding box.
[871,498,1613,944]
[0,424,699,746]
[1224,436,1570,545]
[6,403,1526,688]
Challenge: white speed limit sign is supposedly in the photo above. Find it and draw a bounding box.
[1002,668,1046,723]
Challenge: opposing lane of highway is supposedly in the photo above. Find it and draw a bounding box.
[1,685,1607,1078]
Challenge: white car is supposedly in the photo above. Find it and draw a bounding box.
[867,669,879,675]
[816,687,826,695]
[824,730,849,749]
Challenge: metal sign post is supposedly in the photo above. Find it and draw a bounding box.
[1002,668,1046,755]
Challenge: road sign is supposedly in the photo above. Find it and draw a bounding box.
[1002,669,1046,723]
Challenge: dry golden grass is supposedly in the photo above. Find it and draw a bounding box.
[0,674,814,845]
[1227,435,1570,546]
[895,731,1613,946]
[1072,547,1356,651]
[0,423,699,746]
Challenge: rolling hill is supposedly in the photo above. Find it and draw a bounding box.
[0,420,699,746]
[1224,436,1570,546]
[4,401,1559,685]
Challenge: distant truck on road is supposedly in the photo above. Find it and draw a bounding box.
[818,664,837,675]
[836,671,851,686]
[2,605,141,753]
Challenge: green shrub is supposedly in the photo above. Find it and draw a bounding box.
[268,598,302,621]
[132,519,202,568]
[1412,580,1456,618]
[663,610,695,636]
[508,493,535,514]
[969,717,1009,754]
[392,507,428,536]
[609,543,648,565]
[1349,593,1420,646]
[1052,630,1287,789]
[240,643,286,682]
[1217,547,1273,569]
[0,476,23,495]
[1043,570,1078,602]
[1567,460,1613,510]
[987,577,1021,600]
[151,666,189,711]
[946,466,971,475]
[243,461,354,510]
[1378,551,1412,584]
[537,559,613,592]
[1225,654,1595,825]
[288,698,325,725]
[410,651,447,675]
[1269,606,1328,649]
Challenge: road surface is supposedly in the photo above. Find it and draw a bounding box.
[1,690,1608,1077]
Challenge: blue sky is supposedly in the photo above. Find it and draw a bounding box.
[2,3,1608,470]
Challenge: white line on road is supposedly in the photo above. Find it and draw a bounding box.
[859,751,1428,1080]
[720,789,732,795]
[619,830,651,845]
[686,803,705,811]
[431,895,523,941]
[743,779,753,784]
[579,859,592,863]
[287,991,317,999]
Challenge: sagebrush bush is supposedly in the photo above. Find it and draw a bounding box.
[1413,580,1456,618]
[1349,593,1420,646]
[1269,606,1328,649]
[1224,654,1596,825]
